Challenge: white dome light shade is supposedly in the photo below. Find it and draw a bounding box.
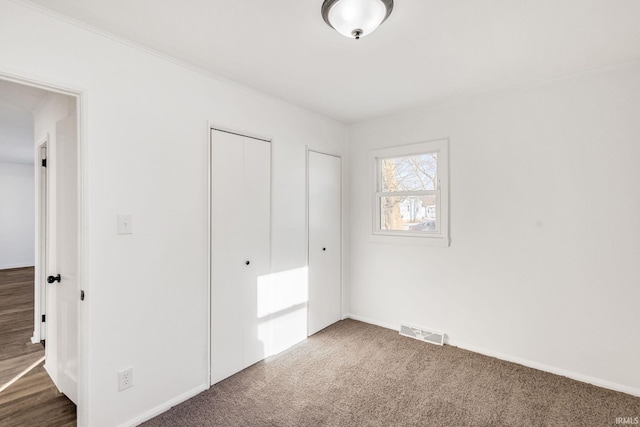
[322,0,393,39]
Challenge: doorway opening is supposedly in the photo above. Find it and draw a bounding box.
[0,75,84,425]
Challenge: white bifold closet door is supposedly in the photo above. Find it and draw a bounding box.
[210,129,271,385]
[308,151,342,336]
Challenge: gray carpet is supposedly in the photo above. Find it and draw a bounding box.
[144,320,640,426]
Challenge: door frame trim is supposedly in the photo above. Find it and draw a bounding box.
[33,135,49,344]
[305,147,345,335]
[0,70,89,427]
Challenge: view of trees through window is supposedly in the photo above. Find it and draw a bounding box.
[379,152,438,232]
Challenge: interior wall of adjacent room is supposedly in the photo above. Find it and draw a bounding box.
[0,101,34,269]
[0,2,346,426]
[346,62,640,396]
[0,161,35,269]
[33,92,75,274]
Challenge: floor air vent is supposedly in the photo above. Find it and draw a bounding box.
[400,324,444,346]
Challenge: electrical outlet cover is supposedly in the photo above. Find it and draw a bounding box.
[118,368,133,391]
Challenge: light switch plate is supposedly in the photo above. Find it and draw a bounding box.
[117,214,133,235]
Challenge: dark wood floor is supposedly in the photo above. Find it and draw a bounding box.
[0,365,76,427]
[0,267,76,426]
[0,267,43,386]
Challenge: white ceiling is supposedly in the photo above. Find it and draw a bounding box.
[0,79,50,113]
[24,0,640,123]
[0,79,50,164]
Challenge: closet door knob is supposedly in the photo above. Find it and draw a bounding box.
[322,247,326,251]
[245,261,250,265]
[47,274,61,283]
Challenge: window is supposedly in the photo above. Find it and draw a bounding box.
[372,139,449,245]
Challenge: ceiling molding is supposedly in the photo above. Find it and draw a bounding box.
[12,0,347,125]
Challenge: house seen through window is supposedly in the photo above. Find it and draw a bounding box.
[373,139,449,244]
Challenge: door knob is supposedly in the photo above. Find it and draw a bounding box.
[47,274,61,284]
[322,247,326,251]
[245,261,250,265]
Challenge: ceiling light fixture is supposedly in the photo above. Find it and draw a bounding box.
[321,0,394,40]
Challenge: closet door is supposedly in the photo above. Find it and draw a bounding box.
[308,151,342,336]
[211,130,245,384]
[241,137,271,368]
[210,129,271,385]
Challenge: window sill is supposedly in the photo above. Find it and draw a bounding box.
[369,233,450,247]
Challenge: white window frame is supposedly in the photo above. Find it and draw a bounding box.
[371,139,449,246]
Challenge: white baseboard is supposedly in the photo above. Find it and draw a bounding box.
[0,263,35,270]
[447,339,640,398]
[346,313,640,398]
[346,313,397,331]
[118,383,208,427]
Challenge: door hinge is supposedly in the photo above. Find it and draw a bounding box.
[80,290,85,301]
[42,158,47,167]
[41,314,46,322]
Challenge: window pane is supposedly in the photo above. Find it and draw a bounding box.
[380,195,437,231]
[381,153,437,192]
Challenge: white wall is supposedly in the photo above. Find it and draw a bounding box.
[0,2,345,426]
[0,103,34,164]
[0,161,35,269]
[0,102,35,269]
[347,62,640,396]
[34,92,74,147]
[33,91,75,274]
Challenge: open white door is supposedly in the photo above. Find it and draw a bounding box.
[45,115,78,404]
